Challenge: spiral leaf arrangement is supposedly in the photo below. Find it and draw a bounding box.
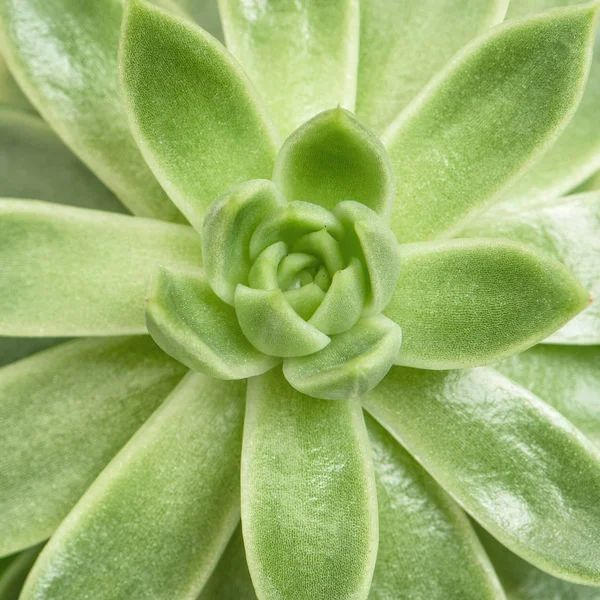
[146,108,403,400]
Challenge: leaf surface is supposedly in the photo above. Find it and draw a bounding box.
[384,238,589,369]
[0,337,187,556]
[219,0,359,139]
[366,414,505,600]
[356,0,507,132]
[242,368,378,600]
[0,201,202,336]
[120,0,278,232]
[0,546,41,600]
[364,366,600,585]
[0,0,180,221]
[462,192,600,345]
[21,374,245,600]
[383,4,598,242]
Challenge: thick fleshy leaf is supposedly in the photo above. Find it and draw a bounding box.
[333,201,400,313]
[0,336,187,556]
[242,368,378,600]
[219,0,359,139]
[198,527,257,600]
[120,0,278,232]
[283,316,402,400]
[21,374,245,600]
[384,239,589,369]
[489,33,600,213]
[273,109,395,217]
[356,0,507,133]
[496,345,600,446]
[0,55,34,114]
[363,366,600,585]
[250,201,343,259]
[0,546,41,600]
[0,0,180,221]
[576,170,600,192]
[0,201,202,336]
[478,526,600,600]
[203,180,285,305]
[365,415,505,600]
[146,266,278,379]
[462,192,600,344]
[235,286,330,357]
[308,257,366,334]
[0,108,125,212]
[248,242,289,290]
[383,4,599,242]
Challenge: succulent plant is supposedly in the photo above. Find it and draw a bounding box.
[0,0,599,599]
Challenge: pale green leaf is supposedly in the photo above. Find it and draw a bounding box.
[0,0,180,221]
[198,527,257,600]
[146,266,279,379]
[489,35,600,213]
[363,366,600,585]
[383,4,598,242]
[0,108,125,212]
[234,285,330,357]
[273,109,396,217]
[366,415,505,600]
[461,192,600,344]
[0,55,34,114]
[356,0,508,133]
[496,345,600,446]
[0,201,202,336]
[203,180,285,305]
[478,526,600,600]
[333,201,400,314]
[219,0,359,139]
[120,0,278,232]
[575,170,600,192]
[242,368,378,600]
[21,374,245,600]
[384,238,589,369]
[0,546,41,600]
[283,316,402,400]
[0,336,187,556]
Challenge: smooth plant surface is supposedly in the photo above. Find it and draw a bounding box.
[0,1,598,599]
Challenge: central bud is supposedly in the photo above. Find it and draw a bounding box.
[203,180,401,361]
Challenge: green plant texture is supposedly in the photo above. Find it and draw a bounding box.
[0,0,599,599]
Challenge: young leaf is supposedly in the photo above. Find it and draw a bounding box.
[120,0,278,232]
[0,337,187,556]
[462,192,600,344]
[363,366,600,585]
[384,238,589,369]
[383,4,599,242]
[496,345,600,446]
[366,415,505,600]
[283,316,402,400]
[219,0,359,139]
[21,374,245,600]
[477,526,600,600]
[0,108,125,213]
[356,0,508,133]
[0,201,202,336]
[490,38,600,213]
[242,368,378,600]
[198,527,257,600]
[146,266,279,379]
[0,0,181,221]
[203,180,285,305]
[273,109,396,217]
